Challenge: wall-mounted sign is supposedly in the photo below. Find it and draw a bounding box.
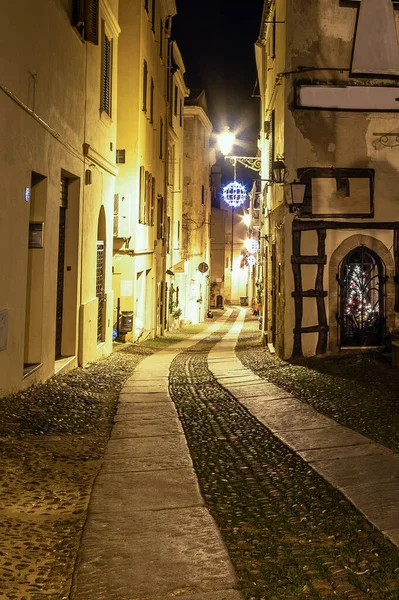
[296,85,399,112]
[28,222,44,248]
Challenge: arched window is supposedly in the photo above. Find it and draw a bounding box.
[339,245,385,346]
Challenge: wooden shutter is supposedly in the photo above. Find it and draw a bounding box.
[139,166,145,223]
[150,177,155,226]
[84,0,99,44]
[73,0,84,33]
[269,111,275,179]
[102,32,111,115]
[150,77,154,123]
[143,60,148,112]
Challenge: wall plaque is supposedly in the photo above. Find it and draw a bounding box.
[29,222,44,248]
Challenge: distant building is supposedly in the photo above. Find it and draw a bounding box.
[0,0,120,395]
[257,0,399,358]
[182,90,215,323]
[164,42,189,329]
[112,0,178,342]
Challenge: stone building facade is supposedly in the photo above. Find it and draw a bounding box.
[182,91,215,323]
[0,0,120,394]
[257,0,399,358]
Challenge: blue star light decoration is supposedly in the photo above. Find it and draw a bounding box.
[222,181,247,208]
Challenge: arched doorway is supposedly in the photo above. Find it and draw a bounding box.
[338,245,385,347]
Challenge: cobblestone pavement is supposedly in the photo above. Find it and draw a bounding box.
[236,316,399,454]
[169,312,399,600]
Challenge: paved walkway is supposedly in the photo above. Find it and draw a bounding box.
[71,308,399,600]
[71,311,243,600]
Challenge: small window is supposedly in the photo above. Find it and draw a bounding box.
[179,98,182,127]
[101,30,112,116]
[116,149,125,164]
[142,60,148,112]
[201,185,205,205]
[150,77,154,124]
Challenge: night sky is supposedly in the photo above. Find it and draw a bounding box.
[172,0,264,158]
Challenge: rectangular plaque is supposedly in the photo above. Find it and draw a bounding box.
[29,222,44,248]
[297,85,399,111]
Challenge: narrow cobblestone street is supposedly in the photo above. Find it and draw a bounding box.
[1,311,399,599]
[169,312,399,600]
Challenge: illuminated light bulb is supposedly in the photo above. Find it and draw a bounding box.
[218,129,236,156]
[247,255,256,267]
[242,213,251,227]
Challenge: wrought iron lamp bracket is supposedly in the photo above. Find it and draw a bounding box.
[373,133,399,148]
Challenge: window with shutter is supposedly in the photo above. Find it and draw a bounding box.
[145,171,151,224]
[72,0,99,45]
[150,78,154,124]
[116,149,125,164]
[269,111,275,180]
[160,19,163,59]
[139,166,145,223]
[151,0,156,32]
[142,60,148,112]
[159,118,163,159]
[101,31,112,116]
[150,177,155,226]
[157,195,164,240]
